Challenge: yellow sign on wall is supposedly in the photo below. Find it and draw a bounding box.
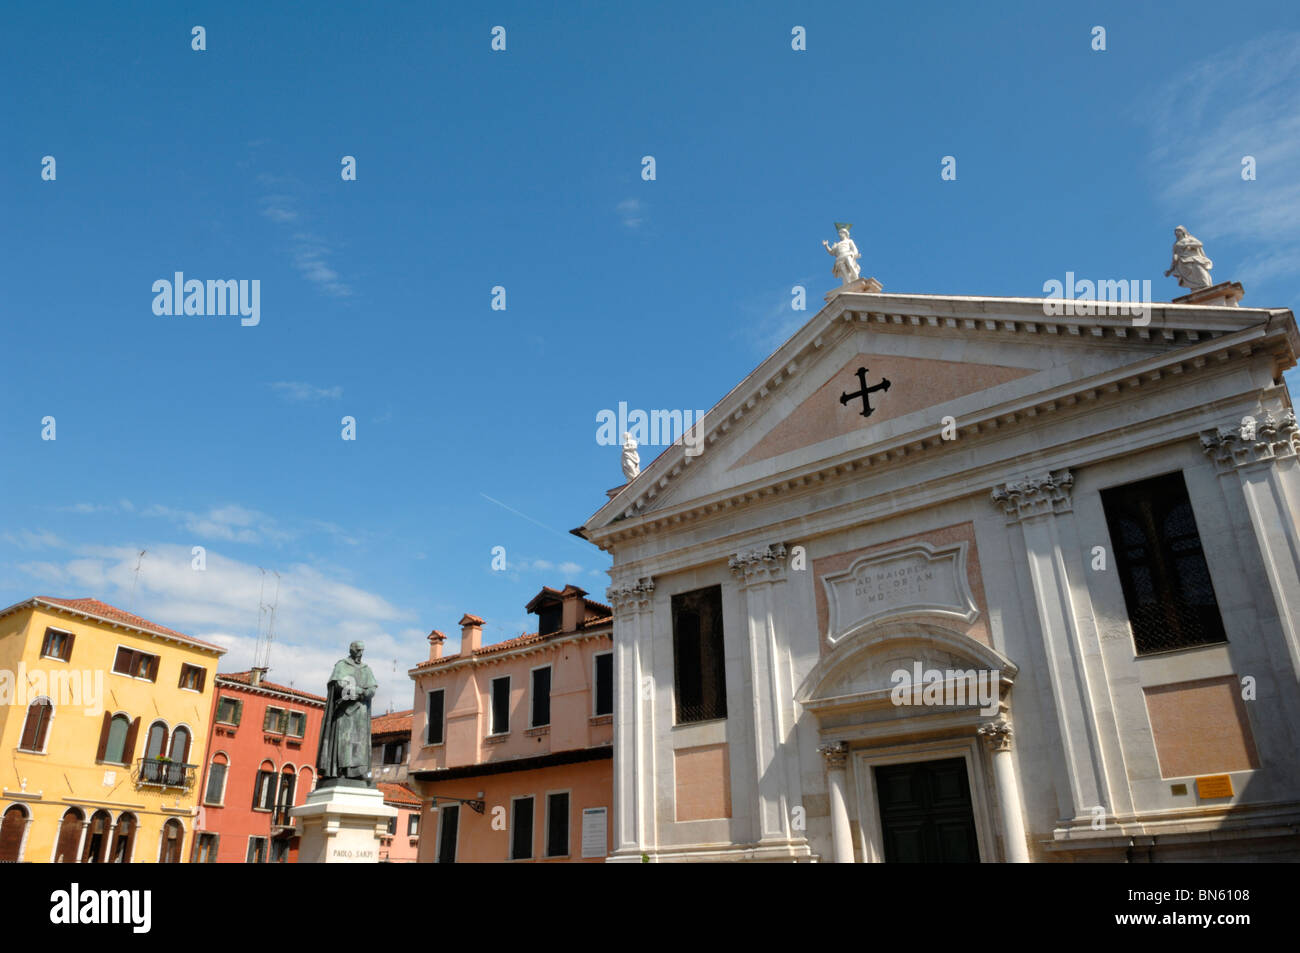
[1196,774,1234,799]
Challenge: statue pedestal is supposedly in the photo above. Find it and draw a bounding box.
[291,783,397,863]
[1172,280,1244,308]
[825,276,883,301]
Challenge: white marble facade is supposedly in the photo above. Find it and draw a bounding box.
[581,287,1300,862]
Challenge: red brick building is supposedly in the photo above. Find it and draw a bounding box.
[192,669,325,862]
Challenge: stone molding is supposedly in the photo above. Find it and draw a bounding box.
[606,577,656,614]
[978,719,1013,753]
[728,543,788,586]
[991,469,1074,521]
[1200,409,1300,473]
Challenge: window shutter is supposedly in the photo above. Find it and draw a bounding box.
[63,632,75,661]
[232,699,243,726]
[264,708,275,732]
[279,709,289,734]
[196,668,206,693]
[19,703,42,750]
[95,711,112,762]
[178,667,186,689]
[122,717,141,763]
[252,773,264,810]
[149,655,160,681]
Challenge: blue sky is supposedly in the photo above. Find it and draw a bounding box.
[3,2,1299,710]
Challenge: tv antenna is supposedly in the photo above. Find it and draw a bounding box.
[253,568,281,672]
[128,550,147,612]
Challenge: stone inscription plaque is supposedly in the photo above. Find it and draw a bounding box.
[822,541,978,643]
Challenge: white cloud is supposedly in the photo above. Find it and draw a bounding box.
[140,503,292,545]
[270,381,343,402]
[617,197,644,230]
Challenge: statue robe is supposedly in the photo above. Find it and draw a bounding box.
[316,657,378,781]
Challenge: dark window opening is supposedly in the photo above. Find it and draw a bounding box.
[672,585,727,723]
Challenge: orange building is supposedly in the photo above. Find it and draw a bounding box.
[408,585,613,862]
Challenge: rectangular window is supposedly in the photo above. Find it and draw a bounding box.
[546,792,570,858]
[490,676,511,735]
[672,585,728,724]
[382,741,407,765]
[269,839,290,863]
[437,805,459,863]
[594,652,613,716]
[426,689,445,745]
[112,647,159,681]
[215,697,242,726]
[178,663,206,692]
[286,711,306,738]
[263,706,285,733]
[1101,471,1228,655]
[510,796,534,860]
[246,837,267,863]
[408,814,420,836]
[40,628,74,662]
[253,770,277,811]
[196,833,219,863]
[204,762,227,805]
[386,815,398,836]
[531,666,551,727]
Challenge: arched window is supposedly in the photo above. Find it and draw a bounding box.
[103,714,132,764]
[274,766,297,826]
[82,809,112,863]
[301,766,315,793]
[53,808,84,863]
[0,805,28,863]
[142,721,169,783]
[19,698,53,752]
[168,726,191,763]
[204,753,229,806]
[111,813,137,863]
[253,760,278,811]
[159,819,184,863]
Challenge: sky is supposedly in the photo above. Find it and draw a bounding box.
[3,1,1299,712]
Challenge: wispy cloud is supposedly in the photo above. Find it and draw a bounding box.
[1143,32,1300,294]
[140,503,293,546]
[617,197,645,230]
[254,170,353,298]
[270,381,343,402]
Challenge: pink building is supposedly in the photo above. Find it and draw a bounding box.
[377,782,421,862]
[407,585,614,862]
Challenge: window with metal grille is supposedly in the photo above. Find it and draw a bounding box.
[1101,471,1227,655]
[672,585,727,724]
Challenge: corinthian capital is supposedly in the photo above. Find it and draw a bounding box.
[728,543,788,586]
[990,469,1074,521]
[818,741,848,769]
[1200,409,1300,472]
[606,577,656,615]
[978,719,1013,752]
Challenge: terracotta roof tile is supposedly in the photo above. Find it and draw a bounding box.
[32,597,226,653]
[217,671,327,704]
[371,709,414,735]
[378,782,422,807]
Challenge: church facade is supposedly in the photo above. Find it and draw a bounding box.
[579,281,1300,862]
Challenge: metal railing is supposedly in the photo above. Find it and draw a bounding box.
[136,758,197,789]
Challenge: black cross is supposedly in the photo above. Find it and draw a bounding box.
[839,366,890,418]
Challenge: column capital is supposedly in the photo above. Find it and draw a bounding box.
[991,469,1073,522]
[1200,409,1300,473]
[978,719,1013,752]
[818,740,849,769]
[606,577,656,614]
[728,543,788,586]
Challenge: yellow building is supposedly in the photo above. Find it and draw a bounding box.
[0,597,224,862]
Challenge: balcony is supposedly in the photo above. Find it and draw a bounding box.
[271,805,297,830]
[136,758,197,790]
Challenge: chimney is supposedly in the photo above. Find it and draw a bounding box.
[459,614,484,653]
[560,585,588,633]
[250,666,268,687]
[427,630,446,662]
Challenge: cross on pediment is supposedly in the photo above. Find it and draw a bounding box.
[839,366,891,418]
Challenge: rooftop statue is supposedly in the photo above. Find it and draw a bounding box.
[1164,226,1214,291]
[823,223,862,285]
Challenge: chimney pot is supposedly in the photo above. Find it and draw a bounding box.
[458,614,484,653]
[560,585,588,633]
[427,630,446,662]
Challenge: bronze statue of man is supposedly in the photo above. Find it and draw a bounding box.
[317,640,378,785]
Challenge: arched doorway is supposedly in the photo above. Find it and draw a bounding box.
[82,809,112,863]
[53,808,84,863]
[0,805,28,862]
[110,813,137,863]
[159,819,184,863]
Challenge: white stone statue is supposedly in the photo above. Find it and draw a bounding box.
[621,432,640,481]
[823,223,861,285]
[1164,226,1214,291]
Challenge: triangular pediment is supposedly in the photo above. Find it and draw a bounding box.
[583,290,1294,538]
